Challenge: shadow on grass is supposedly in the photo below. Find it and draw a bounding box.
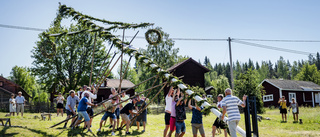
[67,127,96,137]
[0,127,19,136]
[0,126,56,137]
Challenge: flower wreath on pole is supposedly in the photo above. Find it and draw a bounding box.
[145,29,162,45]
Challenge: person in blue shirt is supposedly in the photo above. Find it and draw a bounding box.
[74,93,97,133]
[188,98,205,137]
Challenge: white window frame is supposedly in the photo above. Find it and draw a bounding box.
[289,92,296,103]
[263,94,273,102]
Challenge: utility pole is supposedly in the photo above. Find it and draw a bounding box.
[228,37,235,90]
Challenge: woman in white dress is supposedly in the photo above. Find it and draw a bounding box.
[9,94,16,116]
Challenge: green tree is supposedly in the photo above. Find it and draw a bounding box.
[277,56,289,79]
[294,63,320,85]
[211,75,230,98]
[257,61,269,82]
[9,66,37,97]
[234,69,265,114]
[316,52,320,70]
[31,23,110,93]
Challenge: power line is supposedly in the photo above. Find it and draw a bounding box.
[123,35,227,41]
[234,38,320,43]
[0,23,46,32]
[0,23,319,56]
[233,40,316,56]
[2,23,320,43]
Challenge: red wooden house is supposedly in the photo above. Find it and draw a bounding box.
[261,79,320,107]
[97,79,135,103]
[0,76,31,104]
[165,58,210,96]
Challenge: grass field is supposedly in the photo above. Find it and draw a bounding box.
[0,107,320,137]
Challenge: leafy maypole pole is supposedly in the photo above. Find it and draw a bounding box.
[45,4,246,136]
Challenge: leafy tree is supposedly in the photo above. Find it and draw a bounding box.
[31,22,110,94]
[294,63,320,85]
[9,66,37,97]
[211,75,230,98]
[234,69,265,114]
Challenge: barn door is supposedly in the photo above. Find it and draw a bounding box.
[289,92,296,103]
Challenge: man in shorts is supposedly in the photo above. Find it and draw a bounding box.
[175,92,187,137]
[81,86,97,128]
[64,90,79,128]
[212,94,227,137]
[107,87,120,130]
[188,98,205,137]
[120,97,139,135]
[135,95,147,132]
[97,97,117,135]
[15,91,26,116]
[74,93,97,132]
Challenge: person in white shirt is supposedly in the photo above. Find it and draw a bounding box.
[56,92,65,117]
[9,94,16,116]
[15,91,26,116]
[81,86,97,128]
[77,88,83,99]
[163,86,174,137]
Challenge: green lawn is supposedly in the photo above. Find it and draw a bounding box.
[0,107,320,137]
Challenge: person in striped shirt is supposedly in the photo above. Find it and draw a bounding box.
[221,88,247,137]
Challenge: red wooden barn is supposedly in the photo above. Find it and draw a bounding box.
[97,79,135,103]
[0,76,31,104]
[165,58,210,96]
[261,79,320,107]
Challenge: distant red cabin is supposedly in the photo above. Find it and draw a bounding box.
[261,79,320,107]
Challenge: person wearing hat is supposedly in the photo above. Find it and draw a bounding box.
[97,97,117,135]
[15,91,26,116]
[9,93,16,116]
[56,92,65,117]
[120,97,139,135]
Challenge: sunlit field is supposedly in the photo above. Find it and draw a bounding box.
[0,106,320,137]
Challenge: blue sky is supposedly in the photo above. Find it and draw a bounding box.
[1,1,320,77]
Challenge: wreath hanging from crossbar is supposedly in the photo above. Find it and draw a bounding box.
[145,29,162,45]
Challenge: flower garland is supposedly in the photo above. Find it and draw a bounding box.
[145,29,162,45]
